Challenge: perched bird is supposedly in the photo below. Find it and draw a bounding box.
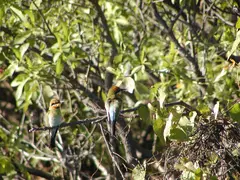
[48,98,63,148]
[105,85,124,136]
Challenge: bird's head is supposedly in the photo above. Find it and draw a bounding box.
[107,85,124,98]
[49,98,61,110]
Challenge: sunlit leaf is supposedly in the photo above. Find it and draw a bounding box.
[121,77,135,93]
[115,16,129,26]
[131,66,142,76]
[0,156,14,174]
[113,23,122,44]
[158,88,166,108]
[56,58,64,75]
[20,43,29,60]
[53,52,62,63]
[113,54,123,64]
[153,117,166,145]
[227,30,240,59]
[230,103,240,122]
[0,62,18,80]
[132,164,146,180]
[0,129,7,142]
[236,17,240,29]
[10,6,26,22]
[213,101,219,119]
[11,73,28,87]
[61,20,69,41]
[214,69,227,82]
[15,77,30,100]
[163,112,173,141]
[14,31,31,44]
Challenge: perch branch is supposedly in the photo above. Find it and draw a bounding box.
[29,116,106,132]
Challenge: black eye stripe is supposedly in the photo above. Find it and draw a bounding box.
[51,102,60,106]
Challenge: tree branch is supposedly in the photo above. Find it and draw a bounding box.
[29,116,106,132]
[99,123,125,179]
[89,0,118,90]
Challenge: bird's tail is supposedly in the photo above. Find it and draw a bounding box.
[110,121,116,137]
[50,127,58,148]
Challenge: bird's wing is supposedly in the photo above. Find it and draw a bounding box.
[108,99,121,123]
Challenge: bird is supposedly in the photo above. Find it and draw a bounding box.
[105,85,124,137]
[48,98,63,148]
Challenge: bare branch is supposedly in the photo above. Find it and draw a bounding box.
[89,0,118,90]
[165,101,202,116]
[99,123,125,179]
[151,2,205,84]
[31,0,56,38]
[29,116,106,132]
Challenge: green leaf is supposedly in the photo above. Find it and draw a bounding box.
[23,80,38,112]
[113,23,122,44]
[227,30,240,60]
[113,54,123,64]
[138,104,150,122]
[11,73,28,87]
[121,76,135,93]
[10,6,26,22]
[54,33,62,51]
[158,88,166,108]
[230,103,240,122]
[135,82,150,99]
[213,101,219,119]
[56,59,64,75]
[178,116,191,127]
[169,127,188,141]
[149,82,162,100]
[15,77,30,100]
[0,129,7,142]
[131,66,142,76]
[106,67,118,75]
[132,164,146,180]
[30,0,42,10]
[0,156,14,174]
[140,47,145,63]
[236,17,240,29]
[194,168,203,180]
[53,52,62,63]
[214,69,227,82]
[0,62,18,80]
[12,48,21,60]
[61,20,69,41]
[115,16,129,26]
[153,117,166,145]
[163,113,173,141]
[14,31,31,44]
[210,176,218,180]
[0,7,5,25]
[20,43,29,60]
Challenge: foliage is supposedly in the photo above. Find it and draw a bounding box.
[1,0,240,179]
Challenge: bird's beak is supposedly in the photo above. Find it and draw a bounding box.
[121,88,127,92]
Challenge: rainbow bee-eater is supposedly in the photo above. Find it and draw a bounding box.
[48,98,63,148]
[105,85,124,137]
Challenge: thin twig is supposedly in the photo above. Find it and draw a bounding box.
[164,101,201,116]
[89,0,118,90]
[31,0,56,38]
[151,2,207,93]
[99,123,125,179]
[29,116,106,132]
[122,100,201,116]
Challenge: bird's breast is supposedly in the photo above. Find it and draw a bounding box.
[48,113,62,127]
